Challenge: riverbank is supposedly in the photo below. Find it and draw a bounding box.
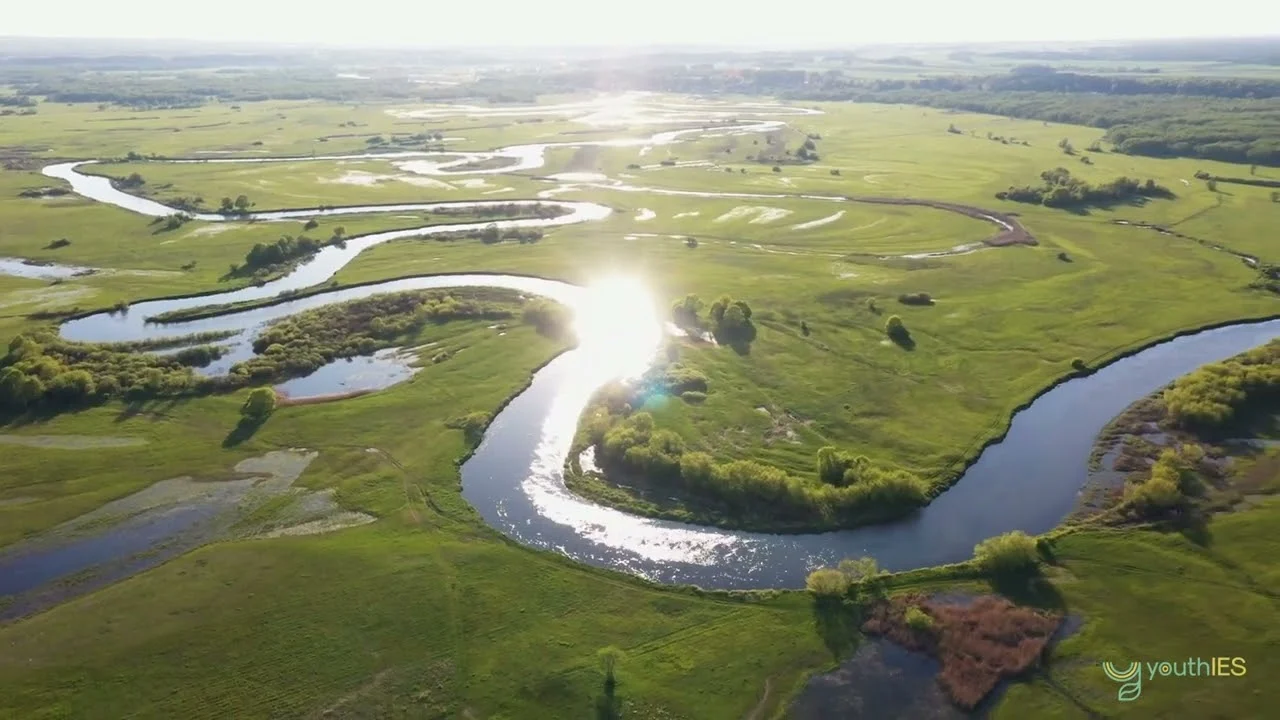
[1075,338,1280,523]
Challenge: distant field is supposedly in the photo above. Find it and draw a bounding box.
[85,158,550,210]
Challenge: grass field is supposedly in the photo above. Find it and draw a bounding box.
[2,90,1279,717]
[5,99,1275,505]
[993,499,1280,719]
[0,321,829,718]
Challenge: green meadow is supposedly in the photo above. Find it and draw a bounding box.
[1,89,1278,718]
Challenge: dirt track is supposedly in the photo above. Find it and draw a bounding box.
[841,195,1036,247]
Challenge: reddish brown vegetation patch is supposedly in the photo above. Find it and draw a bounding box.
[861,593,1062,710]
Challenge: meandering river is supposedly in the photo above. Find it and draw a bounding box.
[20,99,1280,589]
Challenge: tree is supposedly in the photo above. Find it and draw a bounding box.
[1206,179,1218,192]
[597,646,624,689]
[220,197,234,213]
[7,334,42,362]
[805,568,848,598]
[885,315,909,343]
[973,531,1039,576]
[1272,191,1280,203]
[905,606,935,631]
[241,387,276,420]
[234,195,252,212]
[837,556,881,584]
[304,219,319,230]
[684,236,698,248]
[946,123,961,134]
[1058,138,1074,155]
[671,294,703,327]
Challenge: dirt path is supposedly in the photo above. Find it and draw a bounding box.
[743,676,775,720]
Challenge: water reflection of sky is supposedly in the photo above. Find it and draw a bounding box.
[274,347,419,399]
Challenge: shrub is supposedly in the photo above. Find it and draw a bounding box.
[680,390,707,404]
[805,568,849,597]
[885,315,910,343]
[897,292,934,306]
[447,411,491,446]
[905,606,935,631]
[973,531,1039,576]
[241,387,276,420]
[1071,357,1088,372]
[837,556,881,584]
[522,299,573,338]
[772,166,782,173]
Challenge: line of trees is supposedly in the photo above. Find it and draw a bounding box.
[584,410,928,526]
[431,202,568,220]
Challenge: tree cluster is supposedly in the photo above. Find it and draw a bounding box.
[235,288,525,383]
[0,333,225,413]
[996,168,1173,209]
[219,195,253,214]
[670,293,757,349]
[1123,444,1204,514]
[1162,339,1280,432]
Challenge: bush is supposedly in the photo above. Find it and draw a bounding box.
[522,299,573,338]
[241,387,276,420]
[447,411,491,446]
[897,292,934,306]
[905,606,935,631]
[973,531,1039,576]
[805,568,849,597]
[1125,474,1183,510]
[1071,357,1088,372]
[679,390,707,404]
[885,315,910,343]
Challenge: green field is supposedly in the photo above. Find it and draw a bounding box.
[2,82,1279,718]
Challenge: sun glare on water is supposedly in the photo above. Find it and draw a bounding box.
[571,276,664,384]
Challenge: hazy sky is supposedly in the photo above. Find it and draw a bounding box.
[6,1,1279,48]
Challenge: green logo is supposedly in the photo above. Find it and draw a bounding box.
[1102,661,1143,702]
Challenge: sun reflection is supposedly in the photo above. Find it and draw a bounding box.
[570,276,664,386]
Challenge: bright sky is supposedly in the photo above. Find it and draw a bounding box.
[5,1,1278,48]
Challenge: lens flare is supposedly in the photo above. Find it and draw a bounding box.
[570,276,664,386]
